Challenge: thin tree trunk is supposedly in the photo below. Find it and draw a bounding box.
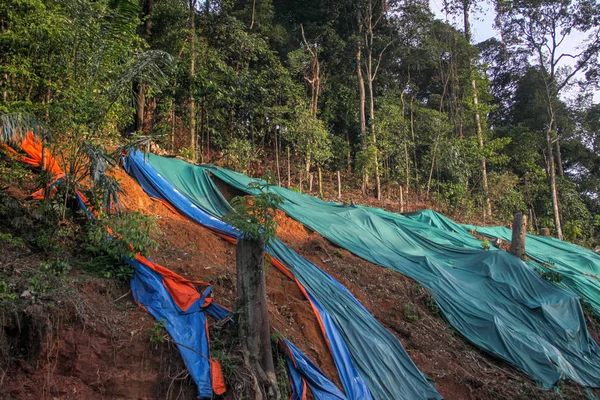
[275,130,281,186]
[473,79,491,220]
[318,167,323,197]
[309,173,313,193]
[547,118,563,239]
[236,238,279,399]
[171,102,175,151]
[410,96,419,197]
[556,139,564,177]
[337,170,342,199]
[345,129,351,172]
[249,0,256,29]
[189,0,197,159]
[368,72,381,200]
[287,146,291,188]
[399,185,404,213]
[136,82,145,132]
[356,18,367,194]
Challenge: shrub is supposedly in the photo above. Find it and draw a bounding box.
[83,211,159,280]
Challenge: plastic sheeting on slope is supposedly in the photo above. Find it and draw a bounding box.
[4,135,231,399]
[128,256,216,397]
[4,136,341,400]
[408,210,600,319]
[186,163,600,390]
[124,152,369,400]
[125,151,442,400]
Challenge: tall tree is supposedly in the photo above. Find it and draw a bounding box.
[496,0,600,239]
[443,0,492,219]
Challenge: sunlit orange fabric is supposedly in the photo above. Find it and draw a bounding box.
[210,359,226,394]
[135,255,211,312]
[18,132,64,176]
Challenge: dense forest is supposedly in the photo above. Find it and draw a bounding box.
[2,0,600,245]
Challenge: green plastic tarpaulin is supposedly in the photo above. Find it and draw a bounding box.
[408,210,600,318]
[138,153,441,400]
[195,164,600,390]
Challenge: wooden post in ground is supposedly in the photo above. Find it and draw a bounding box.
[399,185,404,213]
[309,173,313,193]
[337,171,342,199]
[287,146,291,188]
[236,237,279,399]
[510,213,527,259]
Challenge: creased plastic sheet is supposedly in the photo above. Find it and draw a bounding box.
[125,151,441,400]
[190,162,600,390]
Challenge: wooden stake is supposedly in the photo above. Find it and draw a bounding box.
[399,185,404,213]
[337,171,342,199]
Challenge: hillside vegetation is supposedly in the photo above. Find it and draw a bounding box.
[2,0,600,244]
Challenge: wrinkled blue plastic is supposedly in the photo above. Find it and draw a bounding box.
[284,339,347,400]
[128,257,213,398]
[124,151,374,399]
[125,151,441,400]
[196,164,600,390]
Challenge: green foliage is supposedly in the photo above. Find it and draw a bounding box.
[481,240,491,251]
[28,261,71,294]
[355,144,379,178]
[488,173,527,224]
[536,268,564,284]
[0,281,17,301]
[148,319,167,344]
[0,157,29,188]
[403,303,419,322]
[0,233,25,248]
[224,137,257,174]
[425,294,440,315]
[224,177,283,244]
[83,211,158,280]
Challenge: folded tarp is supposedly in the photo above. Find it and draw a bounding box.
[4,136,342,400]
[165,161,600,390]
[408,210,600,318]
[125,151,442,400]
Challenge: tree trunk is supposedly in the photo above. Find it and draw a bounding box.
[368,74,381,200]
[539,228,551,236]
[337,170,342,199]
[236,238,279,400]
[410,96,419,198]
[556,139,564,177]
[287,146,291,188]
[318,167,323,197]
[309,173,313,193]
[274,130,281,186]
[546,116,563,239]
[356,21,367,194]
[399,185,404,213]
[136,82,145,132]
[171,101,175,151]
[509,213,527,259]
[472,79,492,220]
[189,0,197,159]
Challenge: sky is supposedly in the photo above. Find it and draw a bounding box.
[428,0,600,103]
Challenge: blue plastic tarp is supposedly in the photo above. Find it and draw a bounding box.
[124,151,442,400]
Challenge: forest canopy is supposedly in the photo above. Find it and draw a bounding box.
[2,0,600,245]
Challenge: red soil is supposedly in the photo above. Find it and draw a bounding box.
[114,167,342,391]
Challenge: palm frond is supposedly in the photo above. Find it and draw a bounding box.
[120,131,166,155]
[0,113,49,144]
[111,50,175,103]
[99,174,123,214]
[82,141,116,185]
